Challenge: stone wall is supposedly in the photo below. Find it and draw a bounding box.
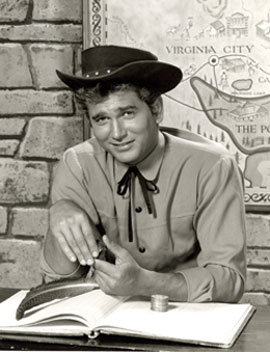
[0,0,83,288]
[0,0,269,305]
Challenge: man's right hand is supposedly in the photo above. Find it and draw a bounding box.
[49,199,100,266]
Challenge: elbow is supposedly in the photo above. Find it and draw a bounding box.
[208,265,246,303]
[220,270,246,303]
[230,275,245,303]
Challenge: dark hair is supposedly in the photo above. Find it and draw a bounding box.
[74,82,162,117]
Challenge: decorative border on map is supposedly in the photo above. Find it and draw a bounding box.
[82,0,107,140]
[83,0,107,48]
[244,190,270,212]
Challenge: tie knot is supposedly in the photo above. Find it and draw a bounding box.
[117,167,159,197]
[117,166,159,212]
[117,167,136,196]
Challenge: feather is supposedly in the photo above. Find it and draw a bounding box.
[16,277,99,320]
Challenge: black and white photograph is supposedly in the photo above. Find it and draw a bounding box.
[0,1,269,351]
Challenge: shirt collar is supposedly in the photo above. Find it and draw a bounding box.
[115,131,165,182]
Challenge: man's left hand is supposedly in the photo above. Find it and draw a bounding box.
[93,236,145,296]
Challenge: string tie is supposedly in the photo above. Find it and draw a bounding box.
[117,166,159,242]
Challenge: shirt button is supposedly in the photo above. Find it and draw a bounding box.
[139,247,146,253]
[135,206,142,213]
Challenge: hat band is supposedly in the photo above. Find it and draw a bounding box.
[83,66,117,78]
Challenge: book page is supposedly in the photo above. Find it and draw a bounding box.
[97,298,254,347]
[0,289,127,332]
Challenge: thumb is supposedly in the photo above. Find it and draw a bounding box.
[103,235,128,263]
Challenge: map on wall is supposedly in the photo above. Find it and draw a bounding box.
[86,0,270,211]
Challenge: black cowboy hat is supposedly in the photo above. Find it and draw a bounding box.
[56,45,182,94]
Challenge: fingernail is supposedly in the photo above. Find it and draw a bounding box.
[92,251,99,258]
[70,256,76,262]
[80,259,86,265]
[87,259,93,266]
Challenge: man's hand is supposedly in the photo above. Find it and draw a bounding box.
[94,236,145,296]
[50,199,100,266]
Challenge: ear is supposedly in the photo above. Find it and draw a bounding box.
[151,97,163,124]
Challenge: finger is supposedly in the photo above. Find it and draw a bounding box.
[93,268,114,294]
[103,236,127,261]
[55,231,77,263]
[80,220,99,261]
[94,259,115,274]
[94,272,110,293]
[60,220,89,265]
[69,221,95,266]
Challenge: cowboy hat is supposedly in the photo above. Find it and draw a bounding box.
[56,45,182,94]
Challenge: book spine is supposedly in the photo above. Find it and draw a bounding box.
[87,330,100,339]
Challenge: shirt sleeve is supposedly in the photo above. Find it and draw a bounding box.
[51,148,100,224]
[179,155,246,302]
[40,249,88,283]
[40,147,100,279]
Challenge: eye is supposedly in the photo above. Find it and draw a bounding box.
[122,110,135,118]
[93,116,110,126]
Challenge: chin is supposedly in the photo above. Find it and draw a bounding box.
[114,156,138,164]
[112,152,140,165]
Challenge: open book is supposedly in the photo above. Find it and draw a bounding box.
[0,289,255,349]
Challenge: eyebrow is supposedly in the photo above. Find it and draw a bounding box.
[91,105,137,120]
[91,112,107,121]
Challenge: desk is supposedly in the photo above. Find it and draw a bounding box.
[0,288,269,351]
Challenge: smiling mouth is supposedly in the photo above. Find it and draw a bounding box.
[112,140,134,147]
[112,140,134,150]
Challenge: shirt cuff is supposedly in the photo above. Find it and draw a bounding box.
[178,267,214,302]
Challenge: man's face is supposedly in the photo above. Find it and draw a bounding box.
[87,90,161,165]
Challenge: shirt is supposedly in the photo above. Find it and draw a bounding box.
[41,129,246,302]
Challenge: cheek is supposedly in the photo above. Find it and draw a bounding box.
[92,125,111,142]
[128,115,154,134]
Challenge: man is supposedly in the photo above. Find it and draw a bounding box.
[41,45,246,303]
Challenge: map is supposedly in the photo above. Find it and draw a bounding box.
[86,0,270,210]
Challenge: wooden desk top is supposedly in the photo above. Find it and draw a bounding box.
[0,288,269,351]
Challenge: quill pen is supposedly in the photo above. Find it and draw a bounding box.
[16,277,99,320]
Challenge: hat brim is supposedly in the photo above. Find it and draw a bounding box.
[56,60,182,94]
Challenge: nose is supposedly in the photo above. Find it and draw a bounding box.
[111,119,127,140]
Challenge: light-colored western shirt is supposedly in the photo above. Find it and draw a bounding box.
[41,129,246,302]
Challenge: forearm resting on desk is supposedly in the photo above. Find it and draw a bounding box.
[136,269,189,301]
[105,265,243,303]
[136,266,244,303]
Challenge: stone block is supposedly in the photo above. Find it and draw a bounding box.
[0,139,19,156]
[0,44,32,87]
[0,24,82,42]
[0,90,73,115]
[0,0,30,22]
[20,116,83,159]
[11,207,49,237]
[0,118,26,136]
[246,268,270,291]
[0,158,49,203]
[0,206,8,234]
[247,248,270,266]
[0,239,43,289]
[246,213,270,247]
[33,0,82,22]
[29,44,73,88]
[240,292,270,305]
